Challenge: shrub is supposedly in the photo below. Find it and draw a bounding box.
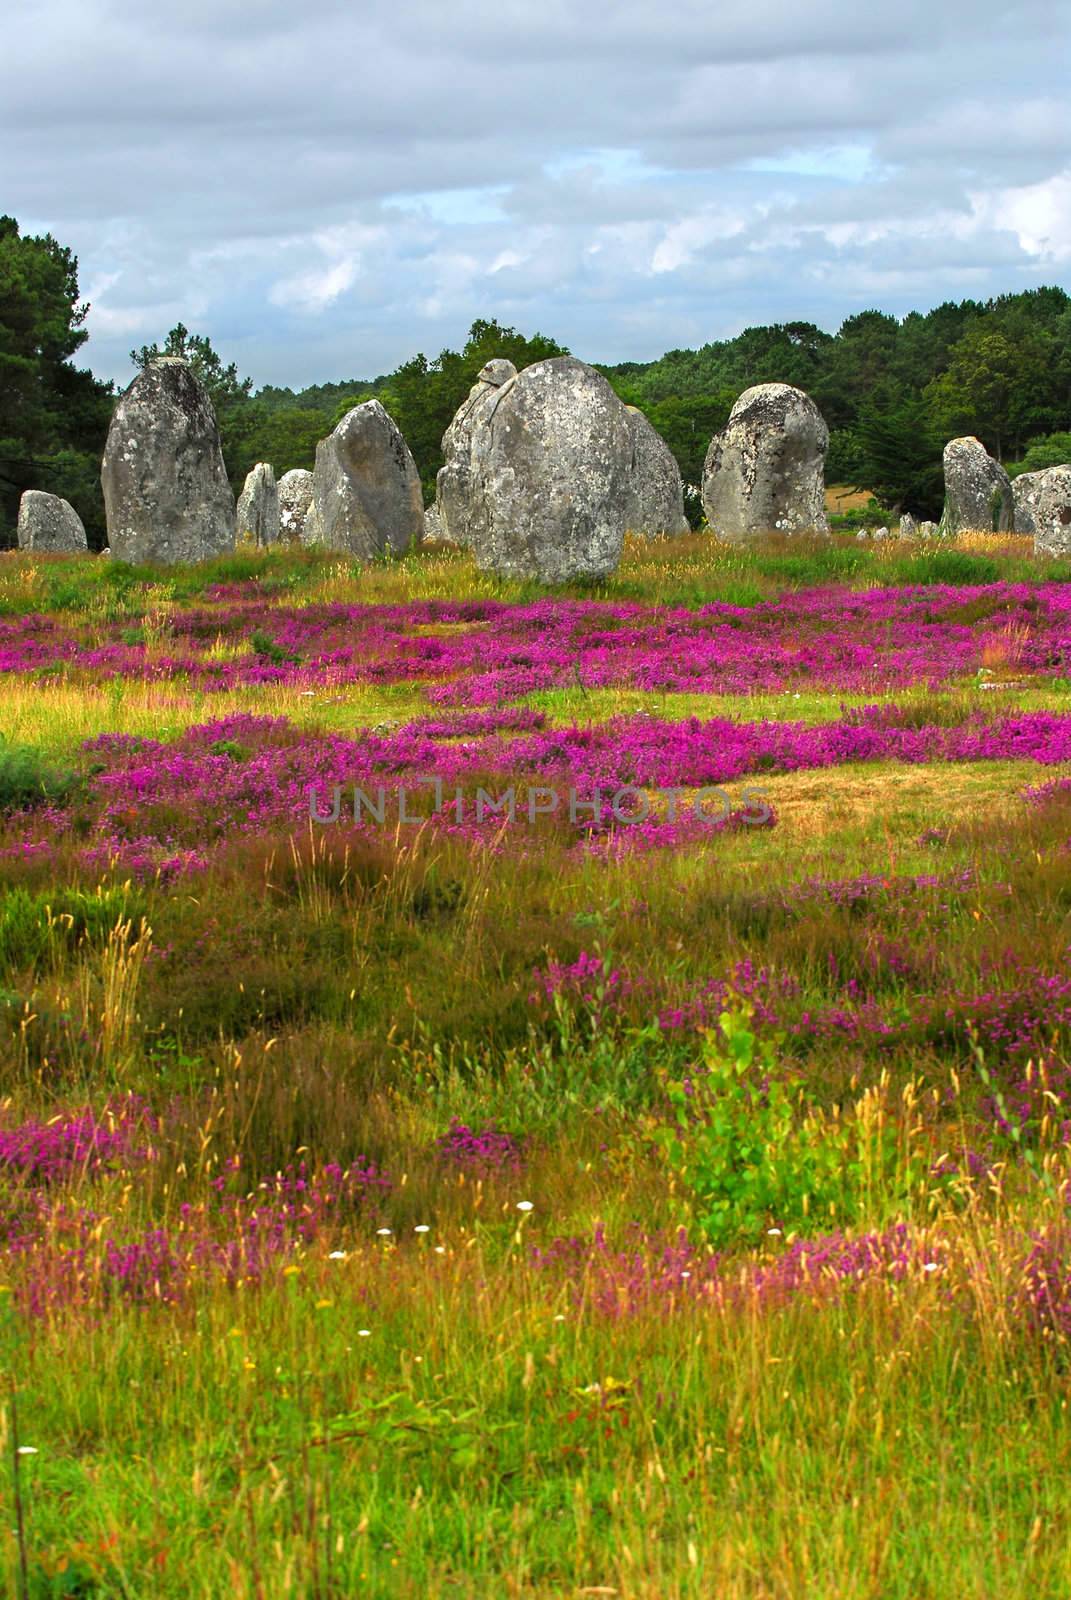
[657,1007,934,1247]
[0,744,79,811]
[0,884,145,975]
[250,629,301,666]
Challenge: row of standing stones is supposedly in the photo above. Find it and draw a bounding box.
[13,353,1071,580]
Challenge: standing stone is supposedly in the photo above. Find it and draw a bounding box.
[307,400,423,559]
[918,520,940,540]
[623,407,690,536]
[465,356,634,583]
[1014,465,1071,554]
[16,491,88,553]
[897,513,918,541]
[236,463,279,547]
[278,469,314,543]
[422,503,446,543]
[701,383,829,541]
[436,358,518,545]
[940,437,1014,534]
[101,357,235,564]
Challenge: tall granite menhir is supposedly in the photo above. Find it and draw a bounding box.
[702,383,829,540]
[464,356,634,582]
[237,462,279,546]
[436,358,517,545]
[940,437,1014,534]
[307,399,424,558]
[278,469,314,542]
[101,357,235,564]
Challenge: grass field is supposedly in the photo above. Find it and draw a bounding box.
[3,531,1071,1597]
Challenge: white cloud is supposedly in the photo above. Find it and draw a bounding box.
[971,171,1071,264]
[1,0,1066,385]
[270,258,361,314]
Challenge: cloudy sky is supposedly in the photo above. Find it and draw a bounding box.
[3,0,1070,390]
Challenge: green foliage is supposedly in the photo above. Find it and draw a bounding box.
[751,543,864,586]
[887,549,1001,586]
[657,1011,844,1245]
[924,321,1051,461]
[207,740,252,762]
[825,427,869,485]
[658,1008,932,1246]
[375,318,568,502]
[852,398,944,518]
[0,884,143,974]
[1007,432,1071,478]
[0,215,112,545]
[0,744,79,812]
[249,628,301,666]
[131,321,252,410]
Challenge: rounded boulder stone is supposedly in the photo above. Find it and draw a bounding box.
[702,383,829,541]
[465,356,634,582]
[17,491,88,553]
[1014,465,1071,555]
[623,407,690,537]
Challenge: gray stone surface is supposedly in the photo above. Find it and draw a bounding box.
[701,383,829,540]
[16,491,88,553]
[435,359,518,545]
[101,357,235,564]
[940,437,1014,534]
[898,513,918,541]
[307,400,423,559]
[623,407,690,536]
[464,356,634,582]
[1014,465,1071,554]
[278,469,314,543]
[918,520,940,539]
[236,462,279,546]
[421,503,447,543]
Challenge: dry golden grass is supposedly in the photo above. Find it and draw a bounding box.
[754,759,1033,843]
[825,484,876,511]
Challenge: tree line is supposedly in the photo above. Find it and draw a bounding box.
[2,211,1069,545]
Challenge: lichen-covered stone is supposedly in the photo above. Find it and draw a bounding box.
[701,383,829,540]
[307,400,423,559]
[435,359,518,545]
[16,491,88,553]
[236,462,279,546]
[101,357,235,564]
[623,407,690,537]
[918,520,940,539]
[278,469,314,543]
[464,356,634,583]
[1014,465,1071,554]
[940,437,1014,534]
[421,503,447,543]
[898,513,918,541]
